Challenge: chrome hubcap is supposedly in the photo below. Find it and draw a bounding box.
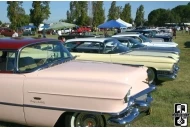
[147,68,155,84]
[74,114,104,127]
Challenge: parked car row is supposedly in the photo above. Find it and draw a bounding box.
[125,29,173,42]
[65,37,179,84]
[0,31,180,127]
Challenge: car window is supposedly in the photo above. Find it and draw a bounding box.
[117,39,129,46]
[65,42,80,51]
[103,39,129,54]
[139,34,151,42]
[132,36,142,43]
[65,41,103,54]
[0,50,16,72]
[18,41,70,72]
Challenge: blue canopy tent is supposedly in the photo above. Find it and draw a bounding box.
[98,20,126,28]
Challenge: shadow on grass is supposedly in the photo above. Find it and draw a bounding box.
[184,41,190,48]
[0,121,26,127]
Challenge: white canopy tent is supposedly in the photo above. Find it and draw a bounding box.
[116,18,132,27]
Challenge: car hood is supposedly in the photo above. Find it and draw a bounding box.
[152,41,178,45]
[127,51,179,62]
[36,60,149,99]
[143,42,178,47]
[155,34,172,37]
[133,46,180,54]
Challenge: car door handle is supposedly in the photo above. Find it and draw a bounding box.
[33,97,41,100]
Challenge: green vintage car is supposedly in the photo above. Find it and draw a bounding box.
[65,38,179,84]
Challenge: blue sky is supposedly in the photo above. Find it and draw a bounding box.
[0,1,189,23]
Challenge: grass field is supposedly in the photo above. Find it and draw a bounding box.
[0,31,189,127]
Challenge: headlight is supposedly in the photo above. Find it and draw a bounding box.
[172,63,177,71]
[124,87,132,103]
[174,52,179,55]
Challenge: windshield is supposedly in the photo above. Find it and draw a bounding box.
[18,41,73,73]
[128,38,145,48]
[139,34,151,42]
[104,39,130,54]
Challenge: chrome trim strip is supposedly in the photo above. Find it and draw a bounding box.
[0,102,23,107]
[0,101,110,115]
[28,91,123,100]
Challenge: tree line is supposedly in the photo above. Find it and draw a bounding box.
[6,1,50,29]
[2,1,190,29]
[65,1,143,27]
[148,2,190,26]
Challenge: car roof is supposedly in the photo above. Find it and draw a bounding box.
[0,37,59,50]
[65,37,115,43]
[114,37,132,40]
[112,33,140,37]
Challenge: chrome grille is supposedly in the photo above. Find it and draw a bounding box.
[157,71,171,75]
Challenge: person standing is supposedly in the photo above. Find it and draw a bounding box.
[173,27,177,39]
[58,36,65,43]
[186,26,189,34]
[42,29,46,38]
[181,26,184,34]
[58,29,62,36]
[12,30,18,37]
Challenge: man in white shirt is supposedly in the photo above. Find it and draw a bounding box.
[186,27,189,34]
[12,30,18,37]
[58,30,62,36]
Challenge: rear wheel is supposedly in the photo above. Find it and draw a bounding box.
[147,68,156,84]
[65,113,105,127]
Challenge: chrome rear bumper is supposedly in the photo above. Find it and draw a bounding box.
[157,66,179,81]
[107,84,156,127]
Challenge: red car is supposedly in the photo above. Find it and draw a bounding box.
[0,28,23,37]
[71,26,92,34]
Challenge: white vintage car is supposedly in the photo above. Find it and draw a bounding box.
[112,34,178,47]
[0,37,156,127]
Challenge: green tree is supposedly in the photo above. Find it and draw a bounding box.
[1,23,7,27]
[20,14,30,26]
[67,1,78,23]
[0,20,2,26]
[30,1,51,27]
[92,1,105,27]
[67,2,88,25]
[134,5,144,27]
[66,10,71,23]
[172,5,190,23]
[7,1,27,29]
[107,1,118,21]
[116,6,122,19]
[148,8,180,26]
[76,1,88,25]
[120,3,132,23]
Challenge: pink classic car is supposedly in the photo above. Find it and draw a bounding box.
[0,37,156,127]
